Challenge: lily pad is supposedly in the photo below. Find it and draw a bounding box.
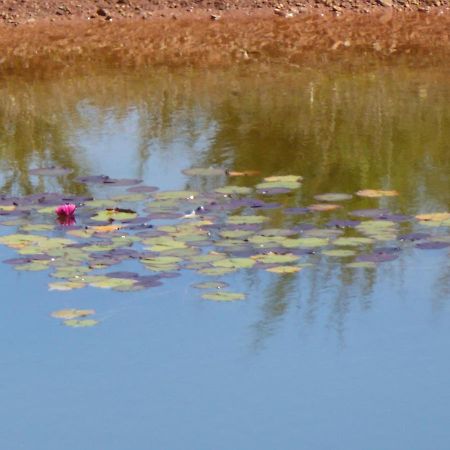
[226,170,260,177]
[183,167,225,176]
[192,281,229,289]
[63,319,99,328]
[308,204,342,212]
[49,281,86,291]
[314,193,353,202]
[415,212,450,222]
[415,241,450,250]
[256,175,302,191]
[201,291,246,301]
[91,208,137,222]
[322,249,356,257]
[155,191,197,200]
[212,258,256,269]
[356,189,399,198]
[284,207,310,215]
[283,237,329,248]
[215,186,253,195]
[252,253,299,264]
[326,220,360,229]
[333,237,374,246]
[219,229,254,239]
[227,215,268,225]
[266,266,301,274]
[51,309,95,319]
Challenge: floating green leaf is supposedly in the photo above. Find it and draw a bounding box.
[155,191,197,200]
[63,319,99,328]
[252,253,300,264]
[49,281,86,291]
[283,237,329,248]
[192,281,229,289]
[322,249,356,257]
[314,193,353,202]
[227,215,268,225]
[215,186,253,195]
[91,208,137,222]
[201,291,246,301]
[266,266,301,274]
[333,237,374,246]
[183,167,225,177]
[212,258,256,269]
[51,309,95,319]
[356,189,399,198]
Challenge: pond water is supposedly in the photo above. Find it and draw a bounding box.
[0,65,449,450]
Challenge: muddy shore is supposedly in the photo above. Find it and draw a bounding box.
[0,1,449,75]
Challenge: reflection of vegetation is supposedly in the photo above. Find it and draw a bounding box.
[3,66,448,203]
[199,67,450,211]
[0,80,91,195]
[0,65,448,343]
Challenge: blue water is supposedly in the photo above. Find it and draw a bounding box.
[0,67,449,450]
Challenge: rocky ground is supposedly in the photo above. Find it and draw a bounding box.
[0,0,448,25]
[0,1,449,75]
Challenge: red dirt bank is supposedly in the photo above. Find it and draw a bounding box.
[0,1,449,75]
[0,0,448,25]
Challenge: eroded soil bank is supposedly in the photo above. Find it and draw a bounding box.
[0,1,449,75]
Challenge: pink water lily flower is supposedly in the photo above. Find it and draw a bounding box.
[55,203,76,217]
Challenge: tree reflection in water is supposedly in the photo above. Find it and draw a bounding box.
[0,65,448,343]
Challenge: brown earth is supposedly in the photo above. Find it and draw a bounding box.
[0,0,448,25]
[0,1,449,75]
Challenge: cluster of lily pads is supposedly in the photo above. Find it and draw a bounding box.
[0,166,449,326]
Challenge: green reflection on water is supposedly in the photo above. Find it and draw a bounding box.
[1,66,448,208]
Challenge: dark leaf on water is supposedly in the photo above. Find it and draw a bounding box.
[284,207,310,215]
[4,255,51,265]
[326,219,360,228]
[105,271,141,279]
[257,188,292,195]
[62,196,94,204]
[415,241,450,250]
[381,214,411,223]
[399,232,430,241]
[253,202,281,210]
[76,175,142,186]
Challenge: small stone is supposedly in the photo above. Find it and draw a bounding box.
[97,7,108,16]
[377,0,392,6]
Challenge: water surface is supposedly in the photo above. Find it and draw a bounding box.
[0,65,449,450]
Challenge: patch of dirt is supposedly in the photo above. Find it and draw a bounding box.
[0,0,448,25]
[0,1,449,75]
